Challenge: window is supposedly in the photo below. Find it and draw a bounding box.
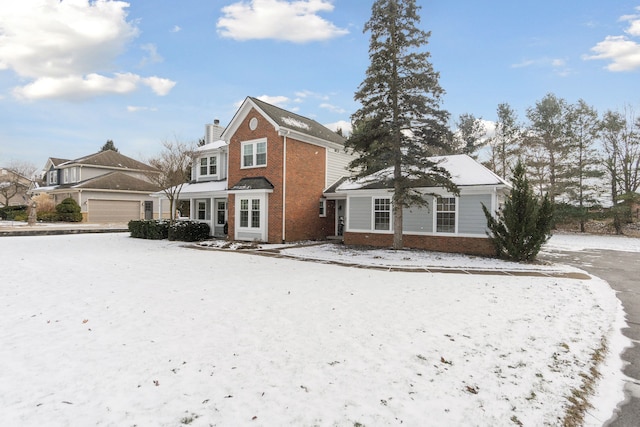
[216,201,227,225]
[240,199,249,227]
[70,167,77,183]
[197,201,207,220]
[239,198,261,228]
[63,169,69,183]
[209,157,217,175]
[241,139,267,168]
[49,171,58,185]
[374,198,391,230]
[319,199,326,217]
[199,156,217,177]
[251,199,260,228]
[436,197,456,233]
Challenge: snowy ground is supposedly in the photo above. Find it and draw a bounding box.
[0,232,632,426]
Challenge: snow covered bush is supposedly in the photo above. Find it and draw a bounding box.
[168,220,210,242]
[128,219,170,240]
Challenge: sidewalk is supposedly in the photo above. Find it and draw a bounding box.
[0,221,128,237]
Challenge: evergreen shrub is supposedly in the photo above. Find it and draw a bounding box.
[55,198,83,222]
[128,219,169,240]
[0,205,27,220]
[482,161,554,262]
[168,220,210,242]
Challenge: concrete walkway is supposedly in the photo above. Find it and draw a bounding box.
[0,222,128,236]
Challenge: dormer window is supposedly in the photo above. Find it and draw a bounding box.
[199,156,218,178]
[49,170,58,185]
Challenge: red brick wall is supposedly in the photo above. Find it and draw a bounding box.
[284,138,333,241]
[343,232,497,257]
[227,108,333,243]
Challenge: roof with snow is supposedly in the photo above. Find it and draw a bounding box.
[58,150,158,172]
[332,154,510,192]
[248,97,346,146]
[150,180,228,198]
[195,140,228,152]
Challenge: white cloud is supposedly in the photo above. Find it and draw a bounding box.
[511,57,571,76]
[12,73,175,101]
[324,120,351,136]
[584,7,640,71]
[0,0,175,100]
[141,76,176,96]
[256,94,290,107]
[217,0,348,43]
[139,44,163,67]
[319,102,346,114]
[127,105,158,112]
[171,25,182,33]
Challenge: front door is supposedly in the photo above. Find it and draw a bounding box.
[144,201,153,220]
[336,200,345,236]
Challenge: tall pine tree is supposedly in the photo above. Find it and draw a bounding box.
[347,0,456,249]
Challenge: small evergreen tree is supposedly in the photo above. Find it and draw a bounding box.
[482,161,554,262]
[56,197,83,222]
[100,140,119,152]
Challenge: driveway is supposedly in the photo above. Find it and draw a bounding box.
[541,248,640,426]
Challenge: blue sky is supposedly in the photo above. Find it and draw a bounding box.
[1,0,640,170]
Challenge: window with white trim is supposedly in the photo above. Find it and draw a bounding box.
[374,198,391,230]
[63,169,69,183]
[319,199,326,217]
[49,170,58,185]
[199,156,217,177]
[436,197,456,233]
[239,198,261,228]
[197,200,207,220]
[241,139,267,168]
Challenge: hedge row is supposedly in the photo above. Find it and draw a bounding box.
[128,219,170,240]
[128,219,210,242]
[168,220,211,242]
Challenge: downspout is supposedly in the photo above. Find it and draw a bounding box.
[281,130,290,243]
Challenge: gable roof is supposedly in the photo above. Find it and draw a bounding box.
[222,96,346,147]
[331,154,510,192]
[53,172,160,192]
[59,150,158,173]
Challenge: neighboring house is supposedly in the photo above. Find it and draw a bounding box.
[153,96,353,241]
[0,167,32,207]
[323,154,511,256]
[31,150,162,223]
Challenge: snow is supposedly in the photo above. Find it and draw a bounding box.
[544,232,640,253]
[281,116,311,130]
[0,233,631,426]
[336,154,508,191]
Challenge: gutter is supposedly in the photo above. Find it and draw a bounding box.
[280,129,290,243]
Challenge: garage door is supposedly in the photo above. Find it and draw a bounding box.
[88,200,140,223]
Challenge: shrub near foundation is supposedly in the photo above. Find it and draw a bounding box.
[168,220,210,242]
[55,198,82,222]
[128,219,169,240]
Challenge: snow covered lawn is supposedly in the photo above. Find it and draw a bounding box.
[0,233,628,426]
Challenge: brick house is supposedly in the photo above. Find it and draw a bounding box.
[156,97,509,256]
[154,96,353,243]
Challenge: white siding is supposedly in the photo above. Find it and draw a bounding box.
[403,202,433,233]
[458,194,492,234]
[348,197,372,230]
[326,148,354,188]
